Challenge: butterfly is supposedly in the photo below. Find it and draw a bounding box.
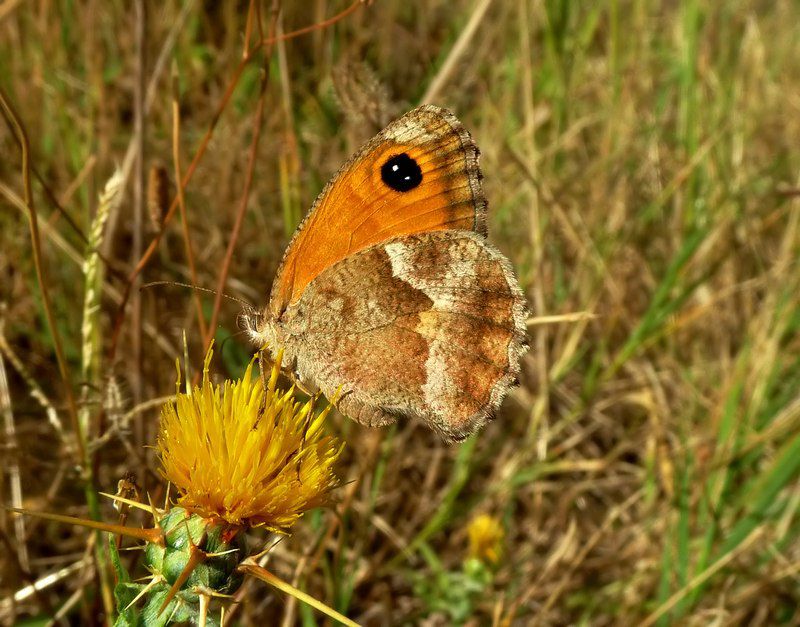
[244,105,528,442]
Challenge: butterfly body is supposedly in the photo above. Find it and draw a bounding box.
[246,105,528,442]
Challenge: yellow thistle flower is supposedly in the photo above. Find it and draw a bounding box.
[157,347,343,533]
[467,514,504,566]
[14,347,357,626]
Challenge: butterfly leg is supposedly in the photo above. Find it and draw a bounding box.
[281,368,319,398]
[254,348,275,424]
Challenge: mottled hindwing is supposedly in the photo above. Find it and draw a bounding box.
[287,231,527,442]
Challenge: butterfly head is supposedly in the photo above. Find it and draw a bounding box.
[238,305,279,349]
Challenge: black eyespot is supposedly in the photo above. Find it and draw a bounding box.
[381,153,422,192]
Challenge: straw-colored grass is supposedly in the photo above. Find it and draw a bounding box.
[1,1,799,624]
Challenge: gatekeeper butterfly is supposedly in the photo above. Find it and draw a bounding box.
[244,105,528,442]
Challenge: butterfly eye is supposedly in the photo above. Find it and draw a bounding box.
[380,153,422,192]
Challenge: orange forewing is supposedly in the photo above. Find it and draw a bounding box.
[268,105,486,317]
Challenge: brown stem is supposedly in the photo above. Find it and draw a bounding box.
[107,54,252,364]
[172,67,208,342]
[0,88,84,464]
[260,0,365,45]
[131,0,146,426]
[106,0,368,365]
[202,4,278,354]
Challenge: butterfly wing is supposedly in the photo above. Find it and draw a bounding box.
[279,231,527,442]
[268,105,487,317]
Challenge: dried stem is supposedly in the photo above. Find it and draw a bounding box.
[420,0,494,105]
[131,0,146,418]
[107,0,368,364]
[202,3,277,353]
[0,352,28,571]
[0,88,84,461]
[172,65,208,342]
[0,314,64,437]
[0,528,59,620]
[108,52,252,363]
[259,0,365,46]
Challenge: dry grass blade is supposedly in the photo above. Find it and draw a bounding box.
[0,181,178,360]
[0,88,83,460]
[0,317,64,438]
[203,3,276,354]
[0,351,28,571]
[170,65,208,347]
[107,0,369,363]
[421,0,495,104]
[641,528,765,627]
[238,561,361,627]
[3,557,90,607]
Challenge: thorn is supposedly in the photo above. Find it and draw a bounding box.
[198,592,209,627]
[204,547,239,558]
[194,585,235,600]
[157,543,207,616]
[181,520,208,551]
[247,536,281,562]
[124,575,164,612]
[165,596,182,624]
[99,492,156,514]
[3,506,163,545]
[120,545,147,552]
[146,491,163,527]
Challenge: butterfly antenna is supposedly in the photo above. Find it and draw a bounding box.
[141,280,254,308]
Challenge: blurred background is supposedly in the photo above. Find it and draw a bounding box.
[1,1,800,624]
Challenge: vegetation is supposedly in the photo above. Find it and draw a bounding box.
[1,1,799,624]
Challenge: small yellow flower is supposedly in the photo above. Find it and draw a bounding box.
[467,514,504,565]
[157,347,342,532]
